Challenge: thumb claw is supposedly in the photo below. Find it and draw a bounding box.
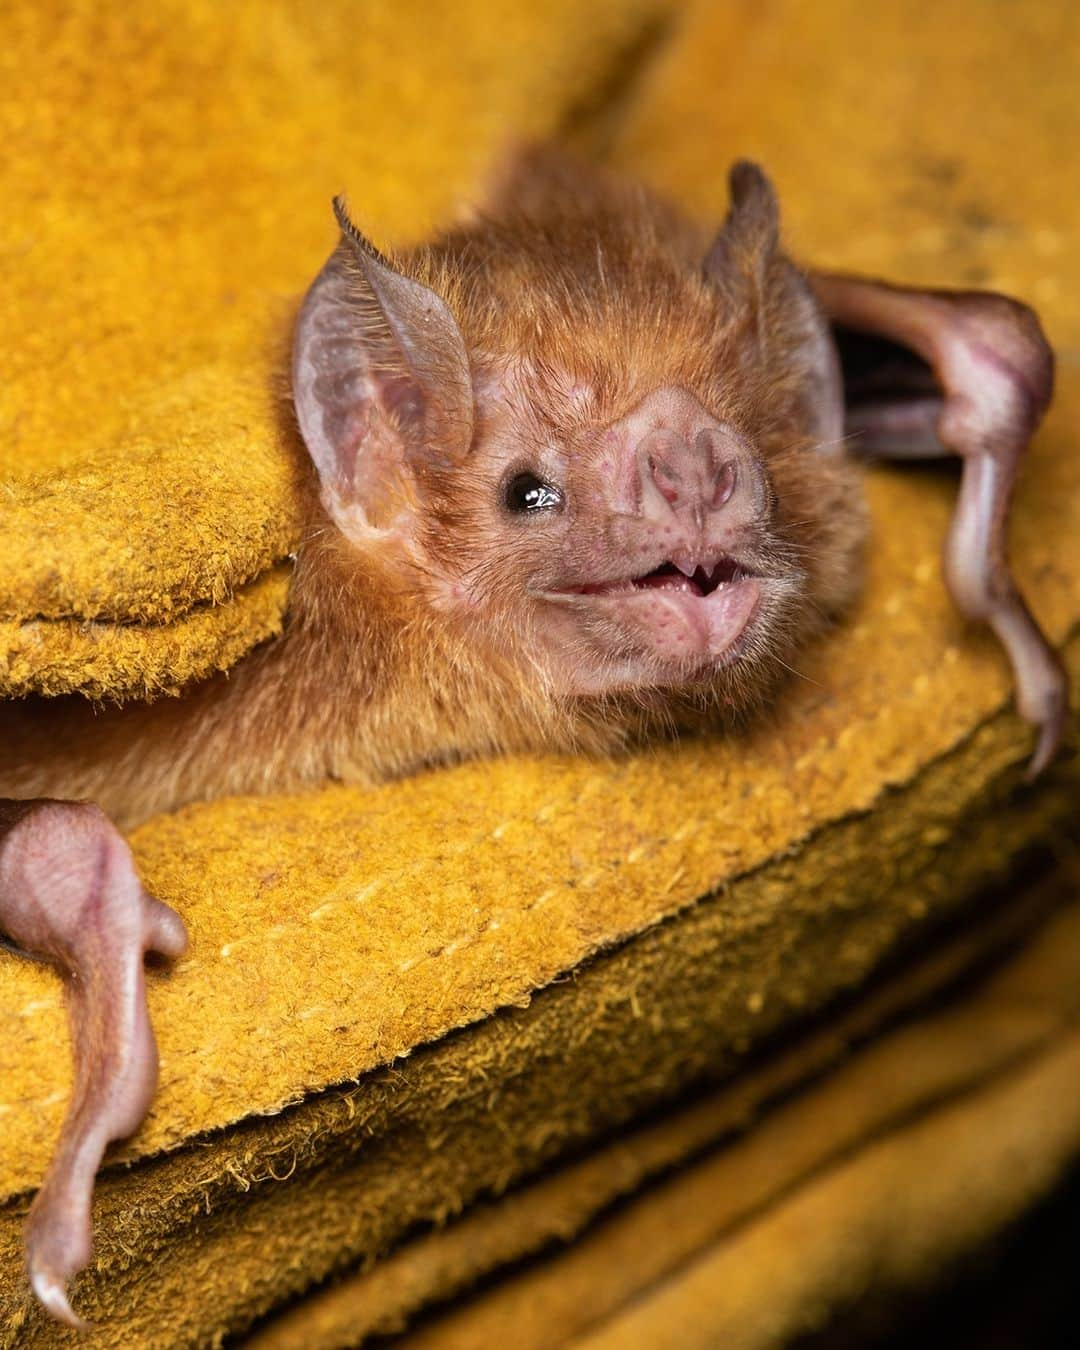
[24,1174,94,1331]
[1022,677,1067,783]
[1025,718,1062,783]
[28,1261,88,1331]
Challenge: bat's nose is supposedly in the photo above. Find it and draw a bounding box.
[637,427,748,529]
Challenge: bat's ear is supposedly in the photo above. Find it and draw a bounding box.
[705,162,844,452]
[703,160,780,277]
[292,199,474,540]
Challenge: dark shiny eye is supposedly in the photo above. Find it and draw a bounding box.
[504,472,562,514]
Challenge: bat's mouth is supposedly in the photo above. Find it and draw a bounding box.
[530,550,774,695]
[569,553,753,598]
[537,551,764,677]
[629,556,746,596]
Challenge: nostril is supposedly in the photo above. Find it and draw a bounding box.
[641,430,744,515]
[713,460,737,508]
[647,454,684,506]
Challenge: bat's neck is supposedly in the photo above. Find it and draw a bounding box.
[275,529,580,785]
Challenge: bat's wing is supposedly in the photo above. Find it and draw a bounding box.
[811,274,1066,778]
[0,801,186,1327]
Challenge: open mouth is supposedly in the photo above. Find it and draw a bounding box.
[629,557,745,597]
[539,551,766,680]
[573,555,751,598]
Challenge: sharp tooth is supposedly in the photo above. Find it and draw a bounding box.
[671,553,696,578]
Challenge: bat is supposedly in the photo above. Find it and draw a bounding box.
[0,145,1065,1325]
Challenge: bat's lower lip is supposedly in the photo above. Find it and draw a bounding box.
[540,576,764,665]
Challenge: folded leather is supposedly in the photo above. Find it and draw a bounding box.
[392,896,1080,1350]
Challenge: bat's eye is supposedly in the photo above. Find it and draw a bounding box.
[504,472,563,514]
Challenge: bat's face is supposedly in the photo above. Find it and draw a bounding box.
[294,158,865,716]
[423,374,809,701]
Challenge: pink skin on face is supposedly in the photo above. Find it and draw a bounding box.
[521,386,776,693]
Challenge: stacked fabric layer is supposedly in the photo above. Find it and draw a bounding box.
[246,871,1080,1350]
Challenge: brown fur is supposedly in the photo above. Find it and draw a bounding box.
[0,147,866,829]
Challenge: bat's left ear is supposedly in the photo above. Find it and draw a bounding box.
[705,163,845,453]
[292,200,474,541]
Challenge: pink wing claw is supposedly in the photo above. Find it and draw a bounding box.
[0,799,186,1326]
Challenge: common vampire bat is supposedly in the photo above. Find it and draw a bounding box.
[0,146,1066,1324]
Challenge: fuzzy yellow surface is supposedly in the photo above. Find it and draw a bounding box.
[506,1044,1080,1350]
[245,888,1080,1350]
[1,748,1075,1341]
[0,565,292,700]
[614,0,1080,313]
[383,904,1080,1350]
[0,0,668,661]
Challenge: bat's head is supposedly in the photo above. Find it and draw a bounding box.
[293,157,864,721]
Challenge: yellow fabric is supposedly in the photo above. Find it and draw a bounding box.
[2,860,1075,1345]
[0,647,1074,1202]
[573,1039,1080,1350]
[0,0,668,684]
[395,901,1080,1350]
[612,0,1080,306]
[1,0,1079,1345]
[0,566,291,701]
[246,883,1080,1350]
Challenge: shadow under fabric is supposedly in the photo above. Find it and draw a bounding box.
[1,0,1078,1346]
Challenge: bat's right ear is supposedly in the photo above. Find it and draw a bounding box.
[703,161,780,280]
[292,200,474,541]
[705,164,844,451]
